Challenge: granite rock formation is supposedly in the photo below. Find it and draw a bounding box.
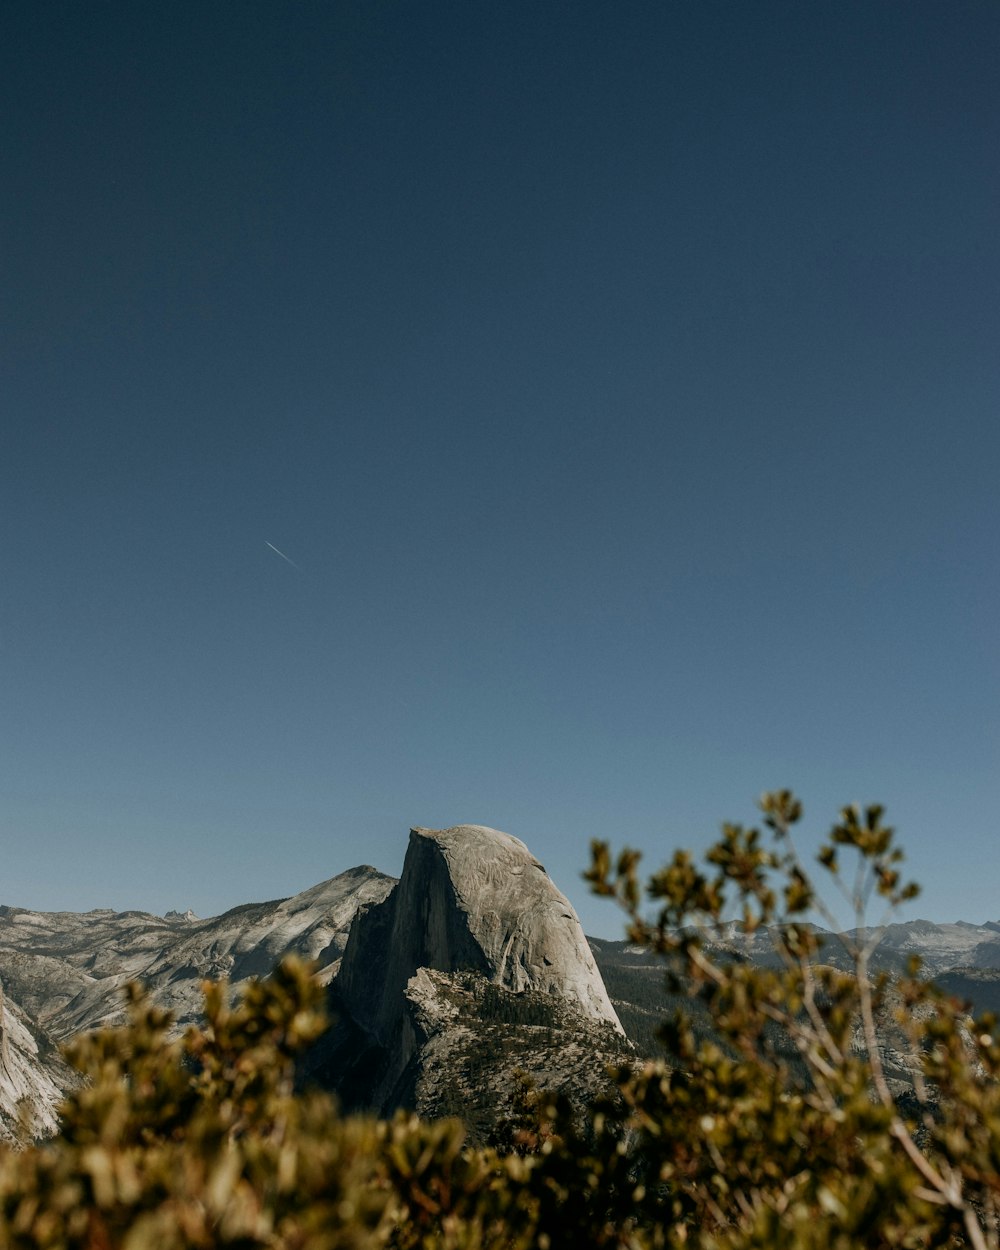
[310,825,628,1126]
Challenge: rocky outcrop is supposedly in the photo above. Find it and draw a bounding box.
[0,978,79,1144]
[319,825,627,1124]
[397,968,630,1138]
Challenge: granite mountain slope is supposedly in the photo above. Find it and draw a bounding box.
[0,866,395,1139]
[0,981,80,1145]
[0,866,395,1042]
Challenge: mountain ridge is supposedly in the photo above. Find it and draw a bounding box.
[3,827,1000,1144]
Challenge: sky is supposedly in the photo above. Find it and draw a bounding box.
[1,1,997,939]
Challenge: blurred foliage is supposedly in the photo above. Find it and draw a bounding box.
[586,791,1000,1249]
[2,793,999,1248]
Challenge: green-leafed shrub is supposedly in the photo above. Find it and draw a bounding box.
[1,793,998,1248]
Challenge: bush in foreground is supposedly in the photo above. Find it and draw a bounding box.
[1,793,998,1248]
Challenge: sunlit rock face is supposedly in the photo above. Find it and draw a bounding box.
[338,825,623,1044]
[328,825,626,1121]
[0,980,79,1144]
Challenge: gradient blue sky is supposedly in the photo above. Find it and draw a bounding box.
[2,2,997,937]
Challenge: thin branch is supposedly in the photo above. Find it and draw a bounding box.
[798,955,846,1070]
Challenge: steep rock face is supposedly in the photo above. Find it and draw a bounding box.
[0,980,79,1144]
[328,825,624,1118]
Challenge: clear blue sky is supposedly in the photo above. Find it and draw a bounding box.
[2,2,997,938]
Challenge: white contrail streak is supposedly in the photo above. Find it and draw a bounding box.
[265,541,302,571]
